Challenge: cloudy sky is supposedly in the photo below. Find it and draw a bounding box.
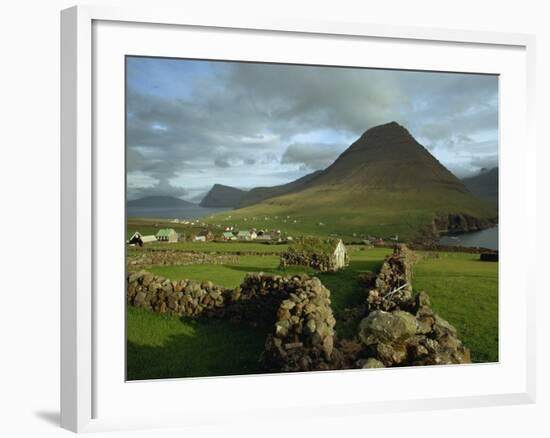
[126,56,498,201]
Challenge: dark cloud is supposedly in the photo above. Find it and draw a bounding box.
[127,178,188,201]
[281,142,345,171]
[126,58,498,199]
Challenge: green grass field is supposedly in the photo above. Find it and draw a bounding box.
[146,241,289,253]
[148,255,314,288]
[127,247,391,379]
[147,248,391,312]
[127,247,498,379]
[412,251,499,363]
[204,187,497,241]
[127,307,271,379]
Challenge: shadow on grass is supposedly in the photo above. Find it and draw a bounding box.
[317,260,385,339]
[226,259,385,340]
[127,314,272,381]
[128,255,389,380]
[223,264,315,275]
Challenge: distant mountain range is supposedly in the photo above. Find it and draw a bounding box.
[239,170,323,207]
[197,171,324,208]
[204,122,497,240]
[199,184,247,208]
[461,167,498,205]
[127,195,194,208]
[128,122,498,240]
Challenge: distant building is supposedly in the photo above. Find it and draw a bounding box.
[332,240,347,269]
[222,231,236,241]
[128,232,142,245]
[127,231,157,246]
[257,233,272,241]
[156,228,178,242]
[193,235,206,242]
[197,230,214,241]
[236,230,257,240]
[279,237,349,272]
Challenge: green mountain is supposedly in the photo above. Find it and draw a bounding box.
[207,122,497,241]
[200,184,247,208]
[127,195,194,208]
[239,170,322,207]
[199,171,323,208]
[462,167,498,205]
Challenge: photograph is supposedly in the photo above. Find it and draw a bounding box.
[125,56,499,380]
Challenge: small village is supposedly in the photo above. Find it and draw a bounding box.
[126,215,398,248]
[127,226,295,246]
[119,55,502,387]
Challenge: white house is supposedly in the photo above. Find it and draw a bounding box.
[222,232,236,240]
[236,230,257,240]
[156,228,178,242]
[127,231,157,246]
[332,239,347,269]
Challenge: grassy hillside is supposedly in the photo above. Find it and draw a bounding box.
[205,123,497,241]
[239,170,322,207]
[206,186,496,241]
[413,251,498,363]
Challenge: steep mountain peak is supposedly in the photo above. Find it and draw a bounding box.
[363,120,406,134]
[303,121,466,192]
[212,183,234,190]
[211,121,497,241]
[347,121,417,155]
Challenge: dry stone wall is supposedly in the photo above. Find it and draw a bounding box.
[258,275,338,372]
[279,252,332,271]
[348,246,471,368]
[127,271,233,318]
[408,242,498,254]
[127,271,338,372]
[127,250,239,271]
[279,251,349,272]
[127,244,472,373]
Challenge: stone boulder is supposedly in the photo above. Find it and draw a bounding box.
[358,310,417,345]
[355,245,471,367]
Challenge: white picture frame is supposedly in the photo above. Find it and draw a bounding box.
[60,4,536,433]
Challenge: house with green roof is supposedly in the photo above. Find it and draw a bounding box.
[222,231,237,241]
[236,230,257,241]
[156,228,178,242]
